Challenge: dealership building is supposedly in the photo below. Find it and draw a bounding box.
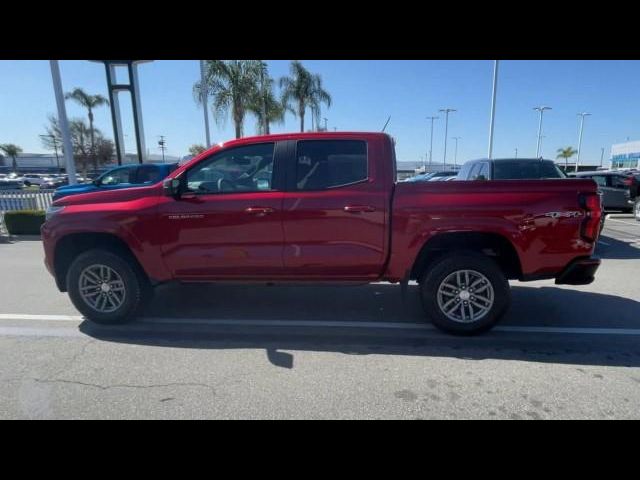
[610,140,640,169]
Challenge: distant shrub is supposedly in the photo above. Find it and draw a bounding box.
[3,209,45,235]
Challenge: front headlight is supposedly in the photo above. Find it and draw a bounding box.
[45,205,65,221]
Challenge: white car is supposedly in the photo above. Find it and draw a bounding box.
[21,174,52,187]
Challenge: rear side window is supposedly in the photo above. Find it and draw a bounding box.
[136,165,162,184]
[295,140,367,190]
[457,162,475,180]
[493,160,565,180]
[478,162,490,179]
[590,175,607,187]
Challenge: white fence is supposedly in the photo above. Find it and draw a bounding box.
[0,189,54,212]
[0,190,54,236]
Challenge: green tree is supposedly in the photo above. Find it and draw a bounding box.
[43,115,112,177]
[194,60,263,139]
[189,144,207,156]
[249,62,289,135]
[280,61,332,132]
[556,146,578,171]
[64,88,109,170]
[0,143,23,172]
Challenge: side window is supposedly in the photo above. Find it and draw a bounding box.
[136,165,162,184]
[591,175,607,187]
[295,140,367,190]
[100,167,133,186]
[468,163,482,180]
[611,175,628,189]
[185,143,274,194]
[457,162,474,180]
[477,163,490,179]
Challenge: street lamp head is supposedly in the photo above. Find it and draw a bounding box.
[534,106,552,112]
[577,112,592,117]
[439,108,456,113]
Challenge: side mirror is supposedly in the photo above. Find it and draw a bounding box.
[163,177,182,198]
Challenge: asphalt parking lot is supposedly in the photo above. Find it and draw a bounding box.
[0,215,639,419]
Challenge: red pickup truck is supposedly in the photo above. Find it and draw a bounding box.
[41,132,602,334]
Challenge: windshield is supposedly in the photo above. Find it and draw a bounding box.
[493,160,566,180]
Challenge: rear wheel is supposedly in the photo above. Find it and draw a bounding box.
[66,249,150,324]
[419,251,510,335]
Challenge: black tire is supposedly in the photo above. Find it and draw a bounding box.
[419,251,510,335]
[66,248,150,324]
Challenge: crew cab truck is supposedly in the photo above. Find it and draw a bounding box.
[42,132,602,335]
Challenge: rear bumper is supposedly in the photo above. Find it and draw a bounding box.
[555,257,601,285]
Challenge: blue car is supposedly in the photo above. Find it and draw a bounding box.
[53,163,178,201]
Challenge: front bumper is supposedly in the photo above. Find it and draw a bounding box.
[555,257,601,285]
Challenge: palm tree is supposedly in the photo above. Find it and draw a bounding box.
[64,88,109,170]
[556,146,578,171]
[194,60,263,139]
[309,74,332,132]
[249,62,288,135]
[280,61,332,133]
[0,144,23,172]
[189,144,207,156]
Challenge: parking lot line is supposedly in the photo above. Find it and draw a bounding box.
[1,313,640,336]
[607,218,640,227]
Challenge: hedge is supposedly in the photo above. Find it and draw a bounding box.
[3,209,45,235]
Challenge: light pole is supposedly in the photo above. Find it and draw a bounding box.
[488,60,499,159]
[426,116,438,172]
[323,118,328,131]
[452,136,461,167]
[39,134,61,173]
[533,106,552,158]
[515,148,518,159]
[49,60,77,184]
[439,108,456,169]
[575,112,591,172]
[200,60,211,147]
[600,147,605,168]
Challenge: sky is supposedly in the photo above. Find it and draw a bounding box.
[0,59,639,165]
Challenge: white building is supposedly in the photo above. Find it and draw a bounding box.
[611,140,640,169]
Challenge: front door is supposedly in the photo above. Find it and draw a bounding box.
[158,142,285,280]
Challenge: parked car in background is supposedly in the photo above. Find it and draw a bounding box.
[0,179,23,190]
[457,158,566,181]
[404,171,458,182]
[572,171,637,212]
[52,163,178,201]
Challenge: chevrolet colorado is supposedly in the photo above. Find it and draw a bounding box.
[42,132,602,334]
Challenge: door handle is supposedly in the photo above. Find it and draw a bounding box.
[245,206,275,216]
[344,205,376,213]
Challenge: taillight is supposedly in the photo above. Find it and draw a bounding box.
[579,192,602,242]
[623,177,633,186]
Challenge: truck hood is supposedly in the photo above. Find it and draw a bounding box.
[53,184,160,206]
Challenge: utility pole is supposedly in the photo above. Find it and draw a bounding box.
[600,147,605,168]
[515,148,518,159]
[158,135,167,162]
[439,108,456,169]
[576,112,591,172]
[426,116,438,172]
[534,106,552,158]
[488,60,499,159]
[452,136,461,167]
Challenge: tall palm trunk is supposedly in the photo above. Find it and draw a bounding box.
[11,156,17,172]
[88,109,97,171]
[299,101,305,132]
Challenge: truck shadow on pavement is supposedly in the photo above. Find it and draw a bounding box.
[597,235,640,259]
[79,282,640,369]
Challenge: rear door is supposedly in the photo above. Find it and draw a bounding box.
[280,138,388,279]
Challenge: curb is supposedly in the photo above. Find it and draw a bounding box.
[606,214,634,219]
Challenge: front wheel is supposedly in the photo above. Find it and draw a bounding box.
[419,251,511,335]
[66,249,150,324]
